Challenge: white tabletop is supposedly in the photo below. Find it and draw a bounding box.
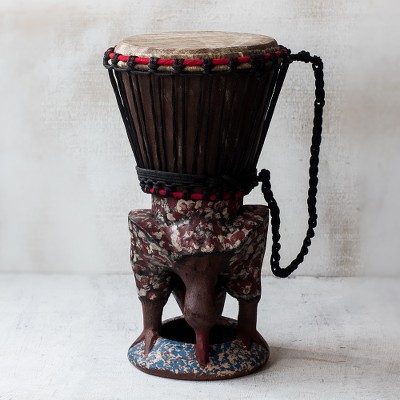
[1,274,399,400]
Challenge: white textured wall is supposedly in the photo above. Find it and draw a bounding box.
[0,0,399,276]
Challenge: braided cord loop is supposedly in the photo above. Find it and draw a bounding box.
[259,51,325,278]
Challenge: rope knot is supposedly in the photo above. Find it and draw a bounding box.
[148,57,159,72]
[203,58,213,73]
[258,169,270,182]
[173,59,184,73]
[127,56,136,70]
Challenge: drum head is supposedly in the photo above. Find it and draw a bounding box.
[114,31,278,59]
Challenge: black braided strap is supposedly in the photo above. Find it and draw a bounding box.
[259,50,325,278]
[137,167,259,200]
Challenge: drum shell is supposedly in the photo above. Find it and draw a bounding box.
[116,69,279,178]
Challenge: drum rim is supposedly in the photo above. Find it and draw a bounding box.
[103,46,289,74]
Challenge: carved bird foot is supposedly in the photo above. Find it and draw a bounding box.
[132,328,160,355]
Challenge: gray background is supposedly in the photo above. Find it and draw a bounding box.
[1,0,399,277]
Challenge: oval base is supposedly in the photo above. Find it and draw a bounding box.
[128,317,269,380]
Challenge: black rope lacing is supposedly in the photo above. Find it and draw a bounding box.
[136,167,259,200]
[258,50,325,278]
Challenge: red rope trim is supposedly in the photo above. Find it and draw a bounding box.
[107,48,286,67]
[145,187,244,200]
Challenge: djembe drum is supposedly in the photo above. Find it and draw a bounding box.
[103,32,324,380]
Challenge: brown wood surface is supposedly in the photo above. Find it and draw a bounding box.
[120,68,277,177]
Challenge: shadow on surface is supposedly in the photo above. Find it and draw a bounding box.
[253,344,400,379]
[267,346,348,367]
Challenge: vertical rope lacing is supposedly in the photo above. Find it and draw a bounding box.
[258,50,325,278]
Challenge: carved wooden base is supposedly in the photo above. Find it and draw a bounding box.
[128,196,269,379]
[128,317,269,380]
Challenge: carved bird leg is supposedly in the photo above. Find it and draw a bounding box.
[236,299,268,349]
[132,298,168,354]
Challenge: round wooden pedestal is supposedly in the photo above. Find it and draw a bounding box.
[128,317,269,380]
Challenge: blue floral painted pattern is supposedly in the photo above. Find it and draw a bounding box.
[128,338,268,379]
